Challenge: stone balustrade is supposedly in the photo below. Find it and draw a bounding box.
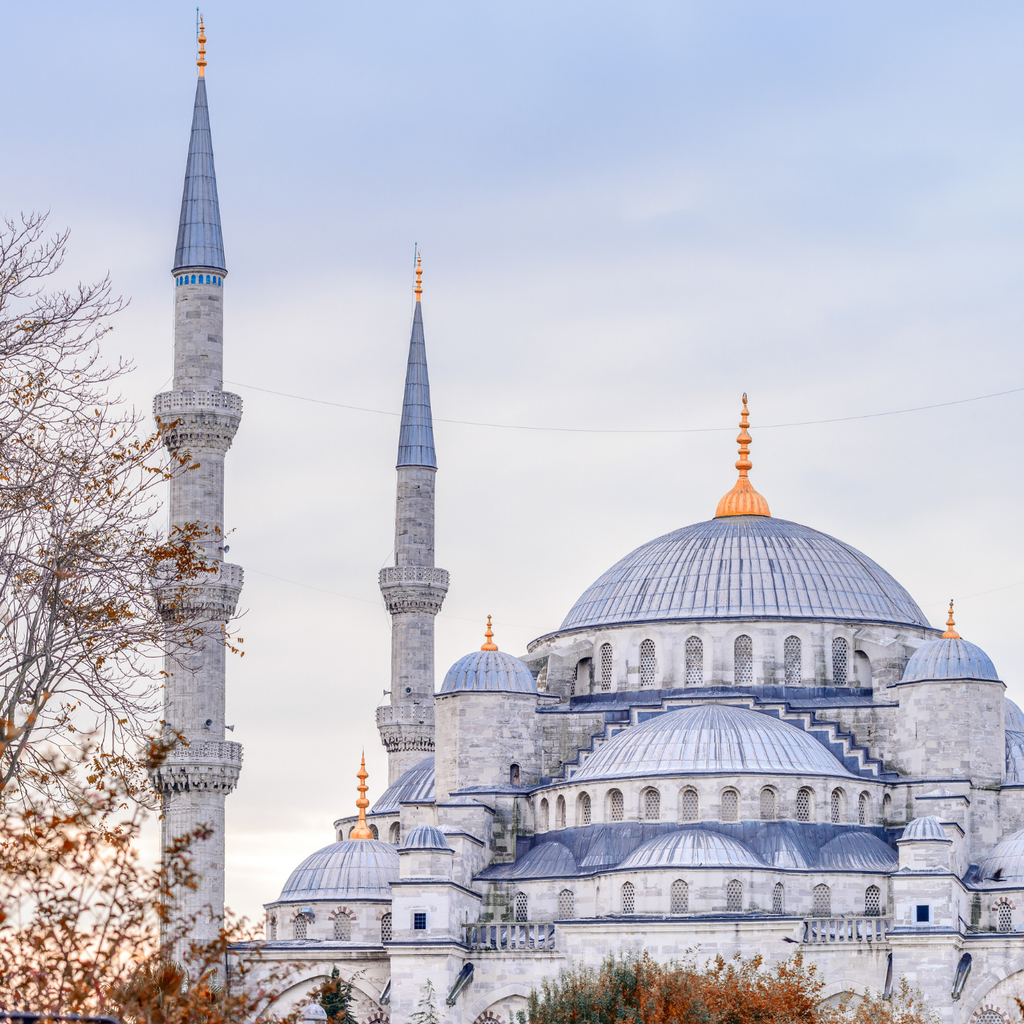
[464,922,557,952]
[802,917,891,944]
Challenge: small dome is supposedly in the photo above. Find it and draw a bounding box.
[751,827,812,869]
[1008,699,1024,733]
[819,832,897,870]
[372,755,434,815]
[278,839,399,902]
[900,816,948,843]
[1007,732,1024,783]
[573,704,854,782]
[979,828,1024,883]
[401,825,452,852]
[619,828,764,870]
[510,842,578,878]
[440,649,537,695]
[901,638,999,683]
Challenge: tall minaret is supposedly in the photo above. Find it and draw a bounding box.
[377,256,449,785]
[151,20,243,947]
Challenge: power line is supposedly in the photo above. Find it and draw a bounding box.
[225,379,1024,436]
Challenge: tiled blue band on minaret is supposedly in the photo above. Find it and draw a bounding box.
[396,302,436,469]
[173,76,227,275]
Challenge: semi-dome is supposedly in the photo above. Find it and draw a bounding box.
[401,825,452,852]
[901,639,998,683]
[440,650,537,695]
[900,816,948,843]
[978,828,1024,883]
[510,842,578,878]
[277,839,399,902]
[371,756,435,815]
[1007,699,1024,733]
[819,832,897,870]
[554,516,929,635]
[751,827,812,869]
[619,828,764,870]
[573,703,855,782]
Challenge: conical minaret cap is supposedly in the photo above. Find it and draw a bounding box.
[396,253,436,469]
[715,394,771,518]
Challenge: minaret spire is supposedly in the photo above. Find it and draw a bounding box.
[377,255,449,784]
[151,20,243,955]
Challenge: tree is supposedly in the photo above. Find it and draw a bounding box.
[0,212,225,796]
[317,966,356,1024]
[410,979,442,1024]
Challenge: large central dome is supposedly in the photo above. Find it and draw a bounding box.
[558,515,929,634]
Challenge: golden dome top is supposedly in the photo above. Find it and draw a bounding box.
[715,394,771,518]
[197,17,207,77]
[480,615,498,651]
[414,251,423,303]
[350,752,374,839]
[942,600,960,640]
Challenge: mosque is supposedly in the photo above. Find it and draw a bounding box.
[160,25,1024,1024]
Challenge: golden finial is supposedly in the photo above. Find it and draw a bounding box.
[197,17,207,77]
[414,251,423,303]
[481,615,498,651]
[350,752,373,839]
[715,393,772,518]
[942,600,961,640]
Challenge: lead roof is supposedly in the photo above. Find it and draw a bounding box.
[396,302,437,469]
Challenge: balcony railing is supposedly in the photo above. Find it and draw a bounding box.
[802,917,891,944]
[464,922,556,951]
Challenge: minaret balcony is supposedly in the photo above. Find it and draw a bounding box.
[378,566,449,616]
[154,390,242,454]
[151,738,243,794]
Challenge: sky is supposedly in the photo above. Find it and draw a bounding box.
[5,1,1024,925]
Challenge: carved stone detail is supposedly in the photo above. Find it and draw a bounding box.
[151,739,243,793]
[376,708,435,754]
[156,562,244,622]
[155,390,242,454]
[378,566,449,615]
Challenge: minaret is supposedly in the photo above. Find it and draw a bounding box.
[377,256,449,784]
[151,19,243,947]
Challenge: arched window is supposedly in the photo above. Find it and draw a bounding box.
[539,798,550,831]
[784,636,801,685]
[882,793,892,821]
[998,902,1013,933]
[334,914,351,940]
[812,884,831,918]
[609,789,624,822]
[759,787,776,821]
[858,792,870,826]
[797,787,814,822]
[976,1013,1005,1024]
[680,787,699,822]
[570,662,577,697]
[600,643,613,691]
[773,882,785,915]
[389,821,401,844]
[721,788,739,822]
[514,891,529,922]
[294,915,308,940]
[685,636,703,686]
[380,912,392,942]
[510,763,521,785]
[830,788,845,824]
[369,824,379,839]
[865,886,881,917]
[671,879,689,913]
[832,637,848,685]
[642,787,661,821]
[640,640,656,687]
[558,889,575,919]
[555,795,566,829]
[621,881,635,914]
[734,634,753,685]
[726,879,742,911]
[578,792,592,826]
[267,915,277,940]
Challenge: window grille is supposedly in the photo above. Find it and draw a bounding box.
[514,892,528,922]
[760,788,776,821]
[797,788,812,822]
[600,643,613,691]
[558,889,575,919]
[671,879,689,914]
[977,1013,1005,1024]
[858,792,869,826]
[267,916,276,940]
[643,787,661,821]
[831,789,844,824]
[812,884,831,918]
[556,796,566,829]
[621,881,635,914]
[390,822,401,844]
[609,789,624,822]
[784,636,801,685]
[540,798,549,831]
[685,636,703,686]
[734,634,753,685]
[998,903,1013,933]
[681,788,699,822]
[380,913,392,942]
[726,879,742,912]
[721,788,739,822]
[294,916,308,940]
[370,824,379,840]
[832,637,848,685]
[882,794,892,820]
[334,914,351,940]
[865,886,881,917]
[640,640,656,688]
[773,883,785,915]
[579,792,592,826]
[570,663,577,697]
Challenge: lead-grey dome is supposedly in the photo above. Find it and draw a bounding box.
[573,703,855,781]
[619,828,764,870]
[979,828,1024,883]
[278,840,399,902]
[900,816,948,843]
[819,832,897,870]
[401,825,452,852]
[901,637,998,683]
[372,756,435,815]
[557,516,929,634]
[439,650,537,695]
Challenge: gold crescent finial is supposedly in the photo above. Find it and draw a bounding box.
[414,251,423,303]
[350,751,373,839]
[942,600,961,640]
[715,393,771,518]
[197,17,207,77]
[481,615,498,651]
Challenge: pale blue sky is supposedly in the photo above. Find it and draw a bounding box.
[5,2,1024,923]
